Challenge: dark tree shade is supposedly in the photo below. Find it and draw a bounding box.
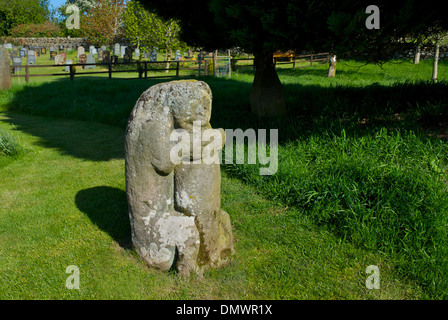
[140,0,448,116]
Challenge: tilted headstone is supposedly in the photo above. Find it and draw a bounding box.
[27,50,36,65]
[85,54,96,69]
[125,80,234,276]
[0,47,12,89]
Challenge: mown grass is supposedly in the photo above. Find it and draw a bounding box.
[1,57,448,299]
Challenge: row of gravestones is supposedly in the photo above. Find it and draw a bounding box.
[6,43,187,74]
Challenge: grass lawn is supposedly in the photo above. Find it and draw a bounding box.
[1,57,447,299]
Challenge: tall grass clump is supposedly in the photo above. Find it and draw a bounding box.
[0,129,24,157]
[224,127,448,298]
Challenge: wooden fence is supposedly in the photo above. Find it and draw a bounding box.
[10,53,330,83]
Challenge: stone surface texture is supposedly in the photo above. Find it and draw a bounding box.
[125,80,233,275]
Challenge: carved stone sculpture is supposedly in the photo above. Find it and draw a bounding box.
[125,80,233,275]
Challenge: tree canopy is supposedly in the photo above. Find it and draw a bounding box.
[140,0,448,117]
[0,0,50,36]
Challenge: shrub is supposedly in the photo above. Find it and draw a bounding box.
[0,129,24,157]
[9,21,62,38]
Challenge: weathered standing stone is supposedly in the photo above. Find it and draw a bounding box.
[125,80,233,275]
[0,47,12,90]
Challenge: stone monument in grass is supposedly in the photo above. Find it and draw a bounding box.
[125,80,234,276]
[0,47,12,90]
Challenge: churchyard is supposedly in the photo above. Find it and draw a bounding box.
[1,50,448,299]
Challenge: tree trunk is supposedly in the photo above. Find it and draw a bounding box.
[414,45,421,64]
[165,50,170,73]
[250,51,286,117]
[432,41,439,83]
[327,55,337,77]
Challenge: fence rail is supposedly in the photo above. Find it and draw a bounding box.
[10,53,330,83]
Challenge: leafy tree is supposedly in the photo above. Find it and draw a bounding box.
[123,0,186,66]
[10,21,62,37]
[82,0,126,46]
[140,0,448,117]
[0,0,49,36]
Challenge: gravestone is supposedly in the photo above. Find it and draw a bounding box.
[34,48,40,57]
[150,51,158,62]
[50,51,57,60]
[41,47,46,55]
[85,54,96,69]
[59,52,66,62]
[120,46,127,58]
[12,56,22,73]
[65,59,73,72]
[91,47,97,56]
[0,47,11,89]
[59,45,64,52]
[102,50,110,63]
[114,43,120,56]
[3,43,12,50]
[134,48,140,58]
[12,47,18,56]
[125,80,233,276]
[20,49,26,58]
[77,46,85,58]
[79,53,87,65]
[55,53,64,65]
[124,48,132,63]
[49,46,55,52]
[101,45,107,52]
[27,50,36,65]
[175,50,182,61]
[98,49,102,60]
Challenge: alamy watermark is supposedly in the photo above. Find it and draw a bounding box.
[365,265,380,289]
[65,4,80,30]
[65,265,80,289]
[169,121,278,175]
[365,5,380,30]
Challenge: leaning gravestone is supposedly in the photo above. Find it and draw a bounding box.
[0,47,12,89]
[27,50,36,65]
[125,80,233,276]
[85,54,96,69]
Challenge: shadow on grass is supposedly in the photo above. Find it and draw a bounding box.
[75,186,132,249]
[1,72,448,162]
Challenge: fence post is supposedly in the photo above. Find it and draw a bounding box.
[69,65,75,81]
[198,59,201,76]
[25,65,29,83]
[144,61,148,79]
[176,60,180,77]
[108,62,112,79]
[228,49,232,78]
[310,54,313,66]
[204,60,208,76]
[293,56,296,69]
